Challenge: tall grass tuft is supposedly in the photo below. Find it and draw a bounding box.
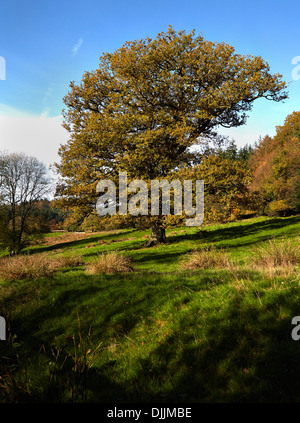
[182,245,232,270]
[86,251,133,274]
[47,315,102,402]
[0,253,85,281]
[0,253,55,281]
[50,255,85,270]
[252,237,300,275]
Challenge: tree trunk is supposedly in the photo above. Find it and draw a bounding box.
[146,218,166,247]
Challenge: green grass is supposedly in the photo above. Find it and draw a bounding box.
[1,215,300,402]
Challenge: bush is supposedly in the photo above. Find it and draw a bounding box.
[265,200,293,217]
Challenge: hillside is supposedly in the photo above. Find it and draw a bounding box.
[1,215,300,402]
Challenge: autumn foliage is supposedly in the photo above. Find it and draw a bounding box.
[250,111,300,215]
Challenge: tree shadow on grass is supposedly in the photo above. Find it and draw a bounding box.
[26,230,137,255]
[0,332,130,403]
[4,268,300,402]
[82,240,147,259]
[129,284,300,403]
[167,215,300,248]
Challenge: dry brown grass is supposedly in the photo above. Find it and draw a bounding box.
[86,252,133,274]
[50,255,85,270]
[253,238,300,267]
[182,245,232,270]
[0,253,85,281]
[35,232,88,247]
[0,253,55,281]
[252,237,300,276]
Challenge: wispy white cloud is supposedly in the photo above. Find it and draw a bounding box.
[72,37,84,56]
[41,85,54,117]
[43,85,53,104]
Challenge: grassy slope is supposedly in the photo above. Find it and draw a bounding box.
[1,215,300,402]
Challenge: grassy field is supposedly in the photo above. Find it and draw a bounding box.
[1,215,300,403]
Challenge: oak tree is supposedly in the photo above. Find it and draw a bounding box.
[55,26,288,242]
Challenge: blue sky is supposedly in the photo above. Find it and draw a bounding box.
[0,0,300,167]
